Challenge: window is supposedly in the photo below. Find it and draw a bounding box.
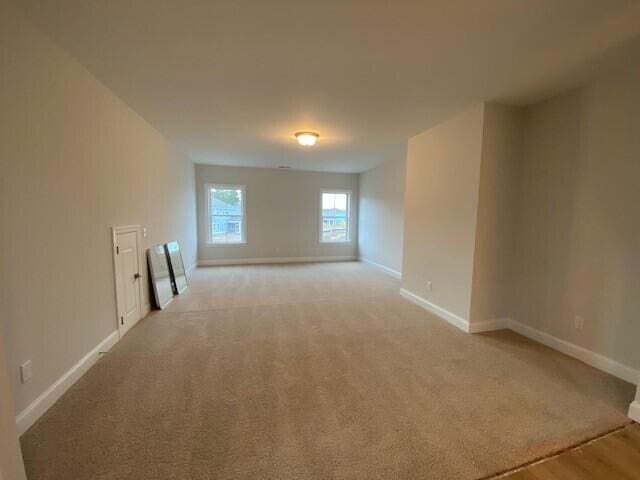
[206,184,246,244]
[320,190,351,243]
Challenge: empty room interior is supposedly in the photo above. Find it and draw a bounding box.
[1,1,640,479]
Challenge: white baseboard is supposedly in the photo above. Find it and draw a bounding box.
[186,262,197,275]
[359,257,402,279]
[508,319,639,385]
[468,318,509,333]
[198,256,357,266]
[399,288,470,333]
[396,288,639,387]
[629,401,640,423]
[15,330,119,436]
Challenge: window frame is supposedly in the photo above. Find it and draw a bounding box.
[319,189,352,244]
[205,183,247,245]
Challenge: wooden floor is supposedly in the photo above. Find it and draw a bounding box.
[497,423,640,479]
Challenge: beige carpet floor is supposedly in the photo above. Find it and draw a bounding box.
[21,262,635,480]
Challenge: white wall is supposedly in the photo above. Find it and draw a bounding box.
[402,105,485,320]
[358,157,406,276]
[512,64,640,370]
[397,66,640,389]
[0,2,197,416]
[401,103,524,325]
[469,103,524,325]
[400,72,640,374]
[196,165,358,263]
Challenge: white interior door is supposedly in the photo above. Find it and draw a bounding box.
[114,228,142,337]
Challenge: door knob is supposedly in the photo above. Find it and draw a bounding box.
[134,273,141,279]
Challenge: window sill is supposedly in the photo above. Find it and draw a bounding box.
[206,241,247,246]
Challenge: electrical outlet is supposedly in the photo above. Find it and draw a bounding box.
[20,360,32,384]
[426,281,432,292]
[574,315,584,331]
[142,227,148,238]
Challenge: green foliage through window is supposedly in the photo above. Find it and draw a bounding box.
[212,188,240,205]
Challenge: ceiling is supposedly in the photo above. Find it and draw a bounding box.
[13,0,640,173]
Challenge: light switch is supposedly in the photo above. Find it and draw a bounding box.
[20,360,32,384]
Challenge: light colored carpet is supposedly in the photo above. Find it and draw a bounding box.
[21,262,634,479]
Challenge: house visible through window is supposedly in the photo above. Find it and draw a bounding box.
[320,190,351,243]
[207,185,246,244]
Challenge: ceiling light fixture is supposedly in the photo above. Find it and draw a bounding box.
[295,131,319,146]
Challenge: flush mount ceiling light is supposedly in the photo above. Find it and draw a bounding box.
[295,131,319,146]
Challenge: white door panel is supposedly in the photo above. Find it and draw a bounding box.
[114,229,142,336]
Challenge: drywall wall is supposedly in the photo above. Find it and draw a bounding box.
[391,64,639,375]
[0,2,197,416]
[469,104,524,325]
[196,165,358,263]
[512,64,640,370]
[402,105,485,320]
[0,326,26,480]
[358,157,406,275]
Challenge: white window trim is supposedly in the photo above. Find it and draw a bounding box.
[205,184,247,245]
[319,189,352,244]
